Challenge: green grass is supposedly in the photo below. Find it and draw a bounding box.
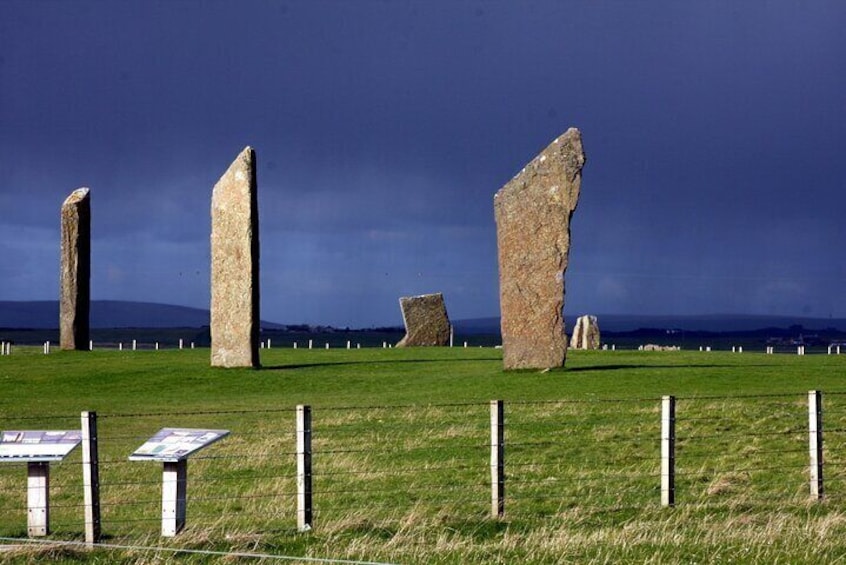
[1,346,846,563]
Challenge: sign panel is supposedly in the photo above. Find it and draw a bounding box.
[129,428,229,462]
[0,430,82,462]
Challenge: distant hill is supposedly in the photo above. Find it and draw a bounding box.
[3,300,845,334]
[453,314,846,335]
[0,300,284,329]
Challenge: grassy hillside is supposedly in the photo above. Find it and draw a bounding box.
[1,347,845,563]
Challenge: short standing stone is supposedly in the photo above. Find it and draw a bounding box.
[570,315,600,350]
[60,188,91,350]
[494,128,585,370]
[396,293,451,347]
[210,147,260,368]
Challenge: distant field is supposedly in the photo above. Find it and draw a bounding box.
[1,347,845,563]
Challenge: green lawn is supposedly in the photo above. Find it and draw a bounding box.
[0,346,845,563]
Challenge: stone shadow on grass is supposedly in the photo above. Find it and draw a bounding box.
[566,363,776,373]
[262,356,501,371]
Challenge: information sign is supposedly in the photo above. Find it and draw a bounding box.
[0,430,82,462]
[129,428,229,462]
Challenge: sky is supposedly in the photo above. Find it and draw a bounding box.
[1,1,845,328]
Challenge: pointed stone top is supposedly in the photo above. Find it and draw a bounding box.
[236,146,254,165]
[215,147,255,189]
[64,188,90,206]
[497,128,585,193]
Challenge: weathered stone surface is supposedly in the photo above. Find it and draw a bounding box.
[570,315,600,350]
[494,128,585,370]
[396,293,451,347]
[211,147,260,368]
[60,188,91,350]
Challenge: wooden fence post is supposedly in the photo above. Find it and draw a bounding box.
[809,390,824,500]
[81,411,101,544]
[490,400,505,518]
[661,396,676,507]
[297,405,313,531]
[27,462,49,536]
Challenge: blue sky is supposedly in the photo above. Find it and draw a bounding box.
[1,1,845,327]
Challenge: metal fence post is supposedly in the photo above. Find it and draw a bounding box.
[809,390,824,500]
[490,400,505,518]
[661,396,676,507]
[81,411,101,544]
[297,405,313,531]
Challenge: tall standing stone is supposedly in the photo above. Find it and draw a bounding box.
[494,128,585,370]
[211,147,260,368]
[396,293,451,347]
[570,315,600,350]
[60,188,91,350]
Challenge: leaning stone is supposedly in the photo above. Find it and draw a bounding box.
[494,128,586,370]
[570,315,600,350]
[396,293,451,347]
[60,188,91,350]
[210,147,260,368]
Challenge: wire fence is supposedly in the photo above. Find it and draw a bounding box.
[1,391,845,547]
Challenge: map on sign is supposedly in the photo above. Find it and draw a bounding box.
[129,428,229,462]
[0,430,82,462]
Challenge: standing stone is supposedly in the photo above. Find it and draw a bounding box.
[60,188,91,350]
[570,315,600,350]
[211,147,260,368]
[494,128,585,370]
[396,293,451,347]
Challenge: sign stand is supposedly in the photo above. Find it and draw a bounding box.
[0,430,82,537]
[27,462,50,536]
[129,428,229,537]
[162,460,188,536]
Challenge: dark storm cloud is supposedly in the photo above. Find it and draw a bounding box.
[2,1,845,325]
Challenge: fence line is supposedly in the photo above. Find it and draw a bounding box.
[3,392,846,549]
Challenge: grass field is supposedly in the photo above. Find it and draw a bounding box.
[1,346,846,563]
